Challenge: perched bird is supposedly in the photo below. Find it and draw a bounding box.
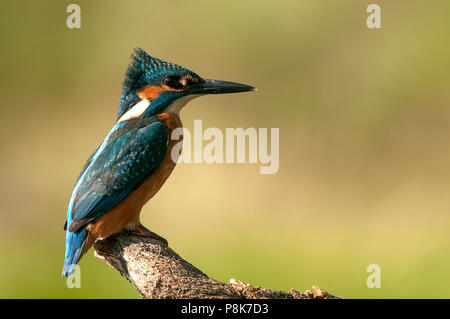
[62,48,255,277]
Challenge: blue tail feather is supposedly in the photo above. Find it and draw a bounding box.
[62,228,88,277]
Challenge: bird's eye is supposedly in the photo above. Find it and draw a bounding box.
[163,75,183,89]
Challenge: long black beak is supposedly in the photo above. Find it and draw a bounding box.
[188,79,256,95]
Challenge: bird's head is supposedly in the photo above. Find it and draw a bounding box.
[117,48,256,123]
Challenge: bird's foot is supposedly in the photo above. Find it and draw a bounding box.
[128,224,168,246]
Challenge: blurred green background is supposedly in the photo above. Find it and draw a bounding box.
[1,0,449,298]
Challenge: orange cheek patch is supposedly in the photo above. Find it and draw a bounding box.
[180,74,198,86]
[137,85,176,101]
[156,113,179,130]
[157,112,170,122]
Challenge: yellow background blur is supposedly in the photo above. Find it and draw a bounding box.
[1,0,449,298]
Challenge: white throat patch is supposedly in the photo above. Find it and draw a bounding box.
[164,94,201,115]
[117,99,151,123]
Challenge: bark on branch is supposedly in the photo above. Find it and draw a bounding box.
[93,231,341,299]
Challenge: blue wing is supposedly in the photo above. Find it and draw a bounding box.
[67,119,168,232]
[63,144,101,230]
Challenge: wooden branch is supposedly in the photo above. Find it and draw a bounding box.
[93,231,341,299]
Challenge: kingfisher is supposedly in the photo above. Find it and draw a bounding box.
[62,48,255,277]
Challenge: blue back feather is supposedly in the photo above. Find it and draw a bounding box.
[70,118,168,227]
